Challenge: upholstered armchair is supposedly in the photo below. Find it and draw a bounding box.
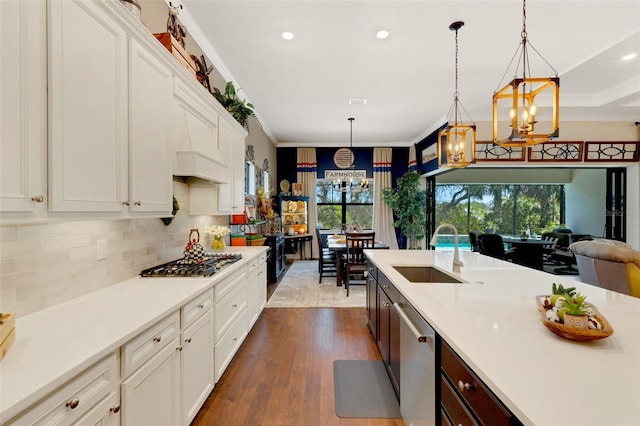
[569,240,640,298]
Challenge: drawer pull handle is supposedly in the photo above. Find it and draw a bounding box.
[110,404,121,413]
[457,380,475,392]
[65,398,80,409]
[197,304,204,309]
[153,335,162,343]
[134,201,141,206]
[177,345,183,351]
[122,201,130,206]
[185,337,192,343]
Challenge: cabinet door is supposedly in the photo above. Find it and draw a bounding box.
[129,39,172,214]
[0,0,46,213]
[377,285,390,365]
[48,0,128,212]
[217,119,245,213]
[182,310,214,425]
[366,274,378,337]
[121,337,181,426]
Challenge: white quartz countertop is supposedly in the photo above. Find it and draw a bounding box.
[365,249,640,426]
[0,246,268,423]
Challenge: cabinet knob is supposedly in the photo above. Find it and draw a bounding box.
[197,304,204,309]
[176,345,183,351]
[110,404,121,413]
[133,201,141,206]
[457,380,475,392]
[122,201,130,206]
[232,304,237,308]
[65,398,80,409]
[185,337,192,343]
[152,335,162,343]
[31,195,44,203]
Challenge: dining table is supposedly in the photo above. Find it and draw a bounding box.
[326,235,390,286]
[501,236,551,270]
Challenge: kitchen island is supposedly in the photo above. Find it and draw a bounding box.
[365,249,640,425]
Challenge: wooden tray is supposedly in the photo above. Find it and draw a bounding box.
[536,296,614,341]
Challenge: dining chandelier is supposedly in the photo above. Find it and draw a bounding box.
[332,118,369,192]
[438,21,476,168]
[492,0,559,147]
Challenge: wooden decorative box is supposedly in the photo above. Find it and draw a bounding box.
[153,32,197,78]
[0,313,15,361]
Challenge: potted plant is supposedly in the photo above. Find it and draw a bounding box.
[382,171,426,249]
[212,81,255,129]
[558,291,590,329]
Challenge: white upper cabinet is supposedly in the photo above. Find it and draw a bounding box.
[216,119,246,214]
[129,39,172,213]
[48,0,129,212]
[0,0,47,214]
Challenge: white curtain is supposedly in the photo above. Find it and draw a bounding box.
[296,148,318,257]
[373,148,399,249]
[408,144,417,172]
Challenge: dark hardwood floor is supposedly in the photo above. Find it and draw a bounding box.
[192,308,404,426]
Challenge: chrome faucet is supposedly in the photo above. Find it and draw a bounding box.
[429,223,464,273]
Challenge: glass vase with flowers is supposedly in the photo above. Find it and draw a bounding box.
[207,225,231,252]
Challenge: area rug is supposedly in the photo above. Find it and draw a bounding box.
[333,360,401,418]
[266,260,366,308]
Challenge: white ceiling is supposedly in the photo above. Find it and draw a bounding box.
[180,0,640,146]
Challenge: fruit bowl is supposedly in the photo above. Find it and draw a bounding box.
[536,295,614,341]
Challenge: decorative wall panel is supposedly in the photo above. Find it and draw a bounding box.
[584,142,640,162]
[528,142,583,162]
[475,142,525,161]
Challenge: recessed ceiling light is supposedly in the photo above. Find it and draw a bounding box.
[349,99,368,105]
[622,53,637,61]
[376,30,390,40]
[281,31,294,40]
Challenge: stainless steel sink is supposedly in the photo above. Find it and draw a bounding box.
[392,266,463,283]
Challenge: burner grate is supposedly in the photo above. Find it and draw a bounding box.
[140,253,242,277]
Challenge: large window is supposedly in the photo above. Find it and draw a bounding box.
[316,179,374,229]
[436,184,564,236]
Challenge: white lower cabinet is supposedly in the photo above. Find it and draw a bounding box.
[181,309,214,424]
[121,336,182,426]
[247,254,268,328]
[8,353,119,425]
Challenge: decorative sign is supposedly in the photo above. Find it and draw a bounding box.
[528,142,583,162]
[325,170,367,180]
[333,148,355,169]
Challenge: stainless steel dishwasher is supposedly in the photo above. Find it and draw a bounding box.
[394,302,435,426]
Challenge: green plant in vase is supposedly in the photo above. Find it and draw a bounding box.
[559,291,590,329]
[381,171,426,249]
[212,81,255,129]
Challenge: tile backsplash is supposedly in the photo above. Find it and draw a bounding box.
[0,182,228,317]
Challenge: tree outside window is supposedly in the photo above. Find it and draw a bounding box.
[316,179,374,229]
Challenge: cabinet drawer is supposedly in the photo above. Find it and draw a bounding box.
[214,307,248,381]
[440,342,512,426]
[182,289,214,329]
[440,375,478,426]
[215,281,247,341]
[214,267,247,302]
[122,311,180,378]
[72,390,120,426]
[9,353,118,425]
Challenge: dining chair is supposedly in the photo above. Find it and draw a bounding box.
[468,231,482,252]
[316,228,337,283]
[477,234,516,261]
[344,231,375,297]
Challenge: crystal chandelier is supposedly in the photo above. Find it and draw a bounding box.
[492,0,559,147]
[438,21,476,168]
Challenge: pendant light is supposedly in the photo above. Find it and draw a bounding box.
[492,0,559,147]
[438,21,476,168]
[333,118,369,192]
